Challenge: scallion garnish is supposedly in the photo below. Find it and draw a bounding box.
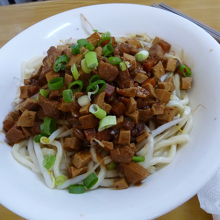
[85,51,98,69]
[53,55,69,72]
[39,89,49,97]
[71,44,81,55]
[86,79,106,93]
[68,80,83,93]
[108,56,122,65]
[40,136,50,145]
[34,134,44,143]
[81,58,92,74]
[68,184,87,194]
[40,117,56,136]
[83,173,98,189]
[102,43,114,56]
[43,155,56,170]
[77,39,88,47]
[89,74,101,85]
[89,104,107,119]
[135,50,149,62]
[99,32,111,45]
[179,64,192,77]
[98,115,117,132]
[85,42,95,51]
[48,77,64,90]
[119,61,127,71]
[55,175,67,186]
[71,64,80,80]
[132,156,145,162]
[62,89,73,103]
[106,162,117,170]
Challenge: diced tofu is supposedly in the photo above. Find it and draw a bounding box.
[181,77,192,90]
[136,131,149,143]
[138,109,152,122]
[84,129,96,142]
[113,178,128,189]
[72,151,91,168]
[134,73,148,83]
[63,137,81,151]
[126,110,139,123]
[17,110,36,127]
[110,146,134,163]
[101,140,114,151]
[79,114,99,129]
[151,103,165,115]
[127,97,137,113]
[64,74,73,86]
[68,166,87,178]
[79,104,90,115]
[158,81,174,92]
[45,71,59,82]
[166,58,177,72]
[118,130,131,145]
[152,61,165,78]
[117,87,137,97]
[120,162,149,185]
[155,89,171,103]
[157,106,179,122]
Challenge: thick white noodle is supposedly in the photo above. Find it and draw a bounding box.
[57,163,100,189]
[27,139,40,173]
[173,74,180,98]
[90,146,99,163]
[105,170,119,178]
[12,141,39,173]
[151,118,183,137]
[57,129,72,138]
[100,179,114,187]
[154,134,190,151]
[147,145,177,167]
[33,142,55,188]
[50,140,63,177]
[49,128,65,142]
[91,166,106,190]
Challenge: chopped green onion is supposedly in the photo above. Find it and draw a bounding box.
[71,44,81,55]
[89,104,107,119]
[68,80,83,93]
[81,58,92,74]
[40,117,56,136]
[99,32,111,45]
[88,85,99,100]
[179,64,192,77]
[132,156,145,162]
[89,74,101,84]
[85,42,95,51]
[83,173,98,189]
[102,43,114,57]
[71,64,80,80]
[93,29,98,32]
[135,50,149,62]
[108,56,122,65]
[85,51,98,69]
[77,39,88,47]
[98,115,117,132]
[48,77,64,90]
[119,61,127,71]
[53,55,69,72]
[86,79,106,93]
[106,162,117,170]
[62,89,73,103]
[55,175,67,186]
[39,89,49,97]
[34,134,44,143]
[43,155,56,170]
[40,136,50,144]
[68,184,87,194]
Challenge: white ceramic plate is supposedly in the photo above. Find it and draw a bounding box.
[1,3,220,220]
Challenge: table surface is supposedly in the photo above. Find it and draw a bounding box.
[0,0,219,219]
